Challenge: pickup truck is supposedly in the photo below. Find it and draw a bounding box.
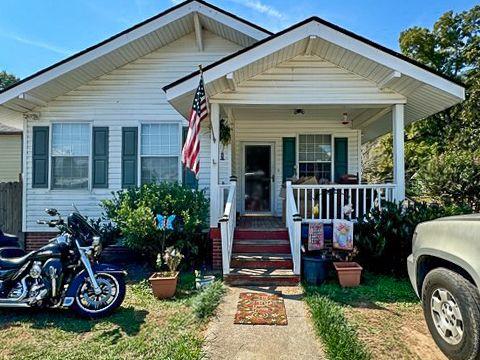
[408,214,480,360]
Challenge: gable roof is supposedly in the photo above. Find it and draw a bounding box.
[163,16,465,142]
[164,16,464,93]
[0,0,271,112]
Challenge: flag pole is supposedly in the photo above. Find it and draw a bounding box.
[198,64,216,143]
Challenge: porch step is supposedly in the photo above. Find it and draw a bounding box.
[224,268,300,286]
[231,253,293,269]
[232,239,291,254]
[234,229,289,240]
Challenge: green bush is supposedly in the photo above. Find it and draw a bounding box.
[191,281,225,320]
[415,150,480,211]
[101,182,209,265]
[354,201,471,277]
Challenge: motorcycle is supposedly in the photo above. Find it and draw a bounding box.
[0,207,126,318]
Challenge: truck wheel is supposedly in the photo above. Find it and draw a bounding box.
[422,268,480,360]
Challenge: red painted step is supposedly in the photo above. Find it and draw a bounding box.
[224,268,300,286]
[230,253,293,269]
[233,239,291,254]
[234,229,289,240]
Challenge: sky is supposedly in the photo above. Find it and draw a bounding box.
[0,0,477,79]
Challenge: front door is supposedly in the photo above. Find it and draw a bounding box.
[243,144,273,213]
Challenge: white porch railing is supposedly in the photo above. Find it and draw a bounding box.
[291,183,396,222]
[218,184,230,221]
[219,178,237,275]
[286,181,302,275]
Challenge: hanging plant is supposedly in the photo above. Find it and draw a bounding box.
[219,119,232,147]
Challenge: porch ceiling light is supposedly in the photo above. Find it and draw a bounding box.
[341,112,350,125]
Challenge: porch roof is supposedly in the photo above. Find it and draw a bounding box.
[164,17,465,142]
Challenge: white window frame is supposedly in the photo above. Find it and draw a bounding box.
[138,122,182,185]
[296,133,334,181]
[49,122,92,191]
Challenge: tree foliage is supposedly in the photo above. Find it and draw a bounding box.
[363,6,480,209]
[0,70,19,91]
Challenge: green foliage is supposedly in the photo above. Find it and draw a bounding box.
[363,5,480,202]
[191,281,225,320]
[0,70,19,91]
[87,217,121,247]
[416,150,480,210]
[101,182,209,264]
[355,201,471,277]
[304,291,371,360]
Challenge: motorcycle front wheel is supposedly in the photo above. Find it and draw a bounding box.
[71,272,126,319]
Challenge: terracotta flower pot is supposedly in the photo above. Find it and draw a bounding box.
[333,262,363,287]
[149,272,178,299]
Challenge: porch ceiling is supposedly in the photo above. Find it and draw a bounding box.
[165,18,465,142]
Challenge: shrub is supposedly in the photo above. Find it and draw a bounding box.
[88,217,121,247]
[415,150,480,211]
[191,281,225,320]
[354,201,471,277]
[101,182,209,265]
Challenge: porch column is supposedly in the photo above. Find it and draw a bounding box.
[210,102,220,227]
[392,104,405,202]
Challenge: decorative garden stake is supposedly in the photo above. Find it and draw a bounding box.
[149,214,184,299]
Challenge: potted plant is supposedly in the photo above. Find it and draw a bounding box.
[149,246,184,299]
[332,204,363,287]
[333,248,362,287]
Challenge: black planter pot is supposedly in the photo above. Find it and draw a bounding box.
[302,256,328,285]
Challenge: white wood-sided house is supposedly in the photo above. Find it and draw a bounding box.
[0,0,464,283]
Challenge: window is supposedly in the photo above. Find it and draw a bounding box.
[141,123,180,184]
[51,123,90,189]
[298,134,332,182]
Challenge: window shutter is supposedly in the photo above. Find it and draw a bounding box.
[334,137,348,182]
[282,137,296,182]
[122,127,138,188]
[92,127,109,188]
[32,126,49,188]
[182,127,198,189]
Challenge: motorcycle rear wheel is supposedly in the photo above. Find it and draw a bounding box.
[71,272,126,319]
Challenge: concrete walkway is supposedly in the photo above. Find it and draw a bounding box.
[203,286,324,360]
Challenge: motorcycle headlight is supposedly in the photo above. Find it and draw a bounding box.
[92,236,102,256]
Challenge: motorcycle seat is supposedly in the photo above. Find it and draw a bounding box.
[0,250,32,269]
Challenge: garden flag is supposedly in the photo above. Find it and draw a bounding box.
[181,72,208,177]
[308,223,324,251]
[333,219,354,250]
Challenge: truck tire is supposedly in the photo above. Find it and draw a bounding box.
[422,267,480,360]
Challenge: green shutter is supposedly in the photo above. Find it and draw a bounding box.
[182,127,198,189]
[282,137,296,182]
[122,127,138,188]
[32,126,49,188]
[92,127,109,188]
[334,137,348,182]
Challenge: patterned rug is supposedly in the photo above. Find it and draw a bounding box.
[234,292,288,325]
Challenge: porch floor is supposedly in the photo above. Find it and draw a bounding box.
[237,216,285,229]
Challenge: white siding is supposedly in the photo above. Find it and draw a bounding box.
[232,107,360,216]
[0,135,22,182]
[24,31,242,232]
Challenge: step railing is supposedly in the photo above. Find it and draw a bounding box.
[285,181,302,275]
[291,183,396,222]
[219,177,237,275]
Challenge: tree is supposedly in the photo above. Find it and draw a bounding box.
[363,6,480,209]
[0,70,19,91]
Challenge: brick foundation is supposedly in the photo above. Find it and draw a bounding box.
[25,232,58,252]
[210,227,222,270]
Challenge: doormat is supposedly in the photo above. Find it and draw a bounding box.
[234,292,288,325]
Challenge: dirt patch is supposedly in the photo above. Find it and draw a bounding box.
[345,302,446,360]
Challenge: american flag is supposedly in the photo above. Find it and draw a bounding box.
[182,75,208,177]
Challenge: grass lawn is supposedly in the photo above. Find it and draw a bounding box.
[305,273,447,360]
[0,265,224,360]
